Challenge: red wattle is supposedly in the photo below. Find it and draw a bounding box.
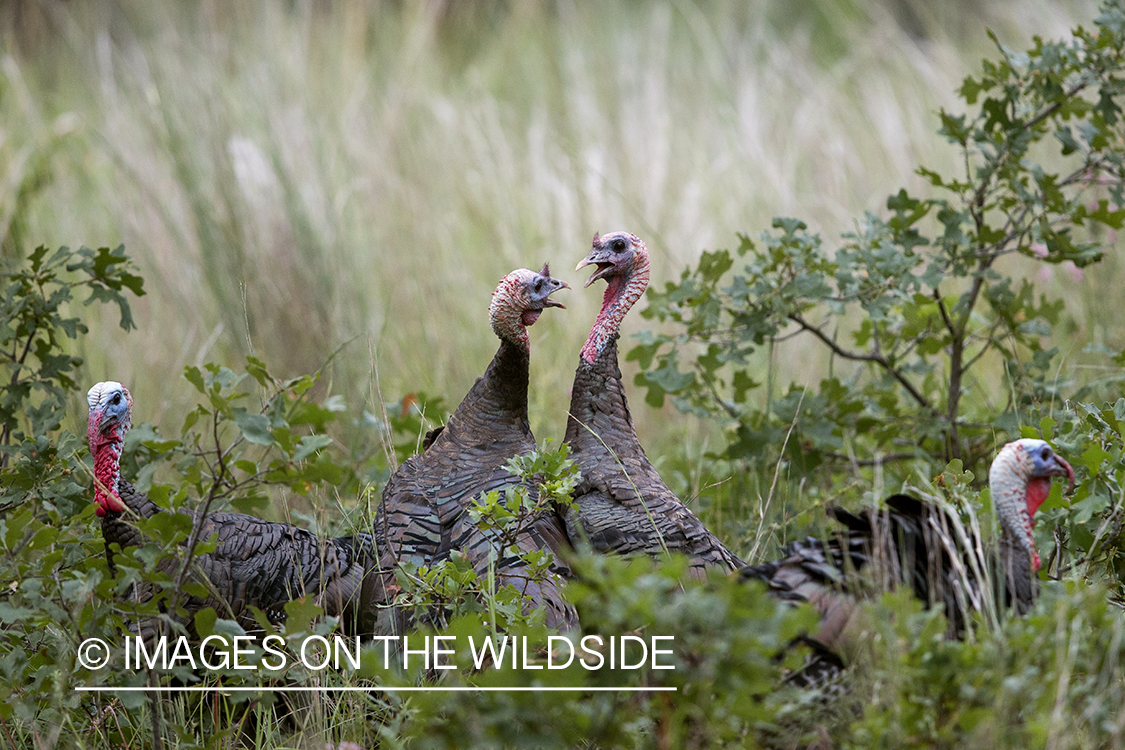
[1025,476,1051,519]
[580,275,627,364]
[90,418,126,515]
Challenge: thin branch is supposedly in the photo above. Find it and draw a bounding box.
[969,158,1106,263]
[821,451,918,466]
[748,385,806,564]
[170,408,228,616]
[1023,79,1092,132]
[787,312,931,408]
[961,335,1000,374]
[933,288,957,339]
[702,375,740,420]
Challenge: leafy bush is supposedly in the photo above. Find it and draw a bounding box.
[394,440,579,632]
[0,244,145,740]
[632,2,1125,588]
[632,3,1125,474]
[844,582,1125,750]
[0,244,394,744]
[0,244,142,462]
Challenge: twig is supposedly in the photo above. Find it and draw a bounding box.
[0,712,18,750]
[147,665,165,750]
[821,451,917,466]
[787,312,931,408]
[933,287,956,338]
[748,385,806,564]
[170,408,227,619]
[961,328,1002,374]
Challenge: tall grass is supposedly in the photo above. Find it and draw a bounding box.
[0,0,1105,511]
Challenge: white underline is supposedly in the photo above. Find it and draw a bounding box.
[75,685,676,693]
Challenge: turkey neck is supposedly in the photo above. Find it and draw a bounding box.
[579,256,650,366]
[565,257,650,452]
[461,337,531,429]
[990,449,1039,570]
[997,531,1036,614]
[89,422,125,516]
[430,283,537,445]
[431,333,532,451]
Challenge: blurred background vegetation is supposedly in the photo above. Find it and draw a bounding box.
[0,0,1106,454]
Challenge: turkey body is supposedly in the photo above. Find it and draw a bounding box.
[373,266,577,629]
[741,440,1073,658]
[565,232,743,574]
[89,381,391,636]
[740,495,996,644]
[564,335,744,571]
[115,480,377,630]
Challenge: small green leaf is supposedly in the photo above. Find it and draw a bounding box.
[1039,416,1056,440]
[1080,443,1111,475]
[184,366,206,394]
[291,434,334,463]
[193,607,218,638]
[233,410,273,446]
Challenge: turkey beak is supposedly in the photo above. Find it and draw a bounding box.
[96,407,117,434]
[529,276,569,310]
[544,280,569,309]
[577,254,616,288]
[1052,454,1076,494]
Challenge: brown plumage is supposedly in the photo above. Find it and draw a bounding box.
[739,439,1074,682]
[564,232,744,573]
[373,266,577,629]
[88,381,394,636]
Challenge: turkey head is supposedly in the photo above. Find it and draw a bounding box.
[575,231,651,365]
[87,381,133,515]
[488,264,569,348]
[990,438,1075,571]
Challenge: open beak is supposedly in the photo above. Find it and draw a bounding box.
[95,408,117,435]
[576,255,615,288]
[544,296,567,309]
[530,279,569,311]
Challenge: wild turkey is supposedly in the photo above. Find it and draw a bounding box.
[740,438,1075,672]
[563,232,744,573]
[87,381,394,635]
[374,265,577,629]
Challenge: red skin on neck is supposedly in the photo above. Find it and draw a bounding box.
[581,268,647,365]
[1025,476,1051,519]
[1024,476,1052,571]
[88,414,125,516]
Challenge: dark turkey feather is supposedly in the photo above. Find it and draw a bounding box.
[103,479,386,636]
[566,233,743,574]
[565,336,743,572]
[739,440,1073,681]
[374,267,577,629]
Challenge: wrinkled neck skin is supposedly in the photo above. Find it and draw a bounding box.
[489,297,531,354]
[89,422,126,516]
[565,258,650,452]
[579,256,650,366]
[990,452,1039,571]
